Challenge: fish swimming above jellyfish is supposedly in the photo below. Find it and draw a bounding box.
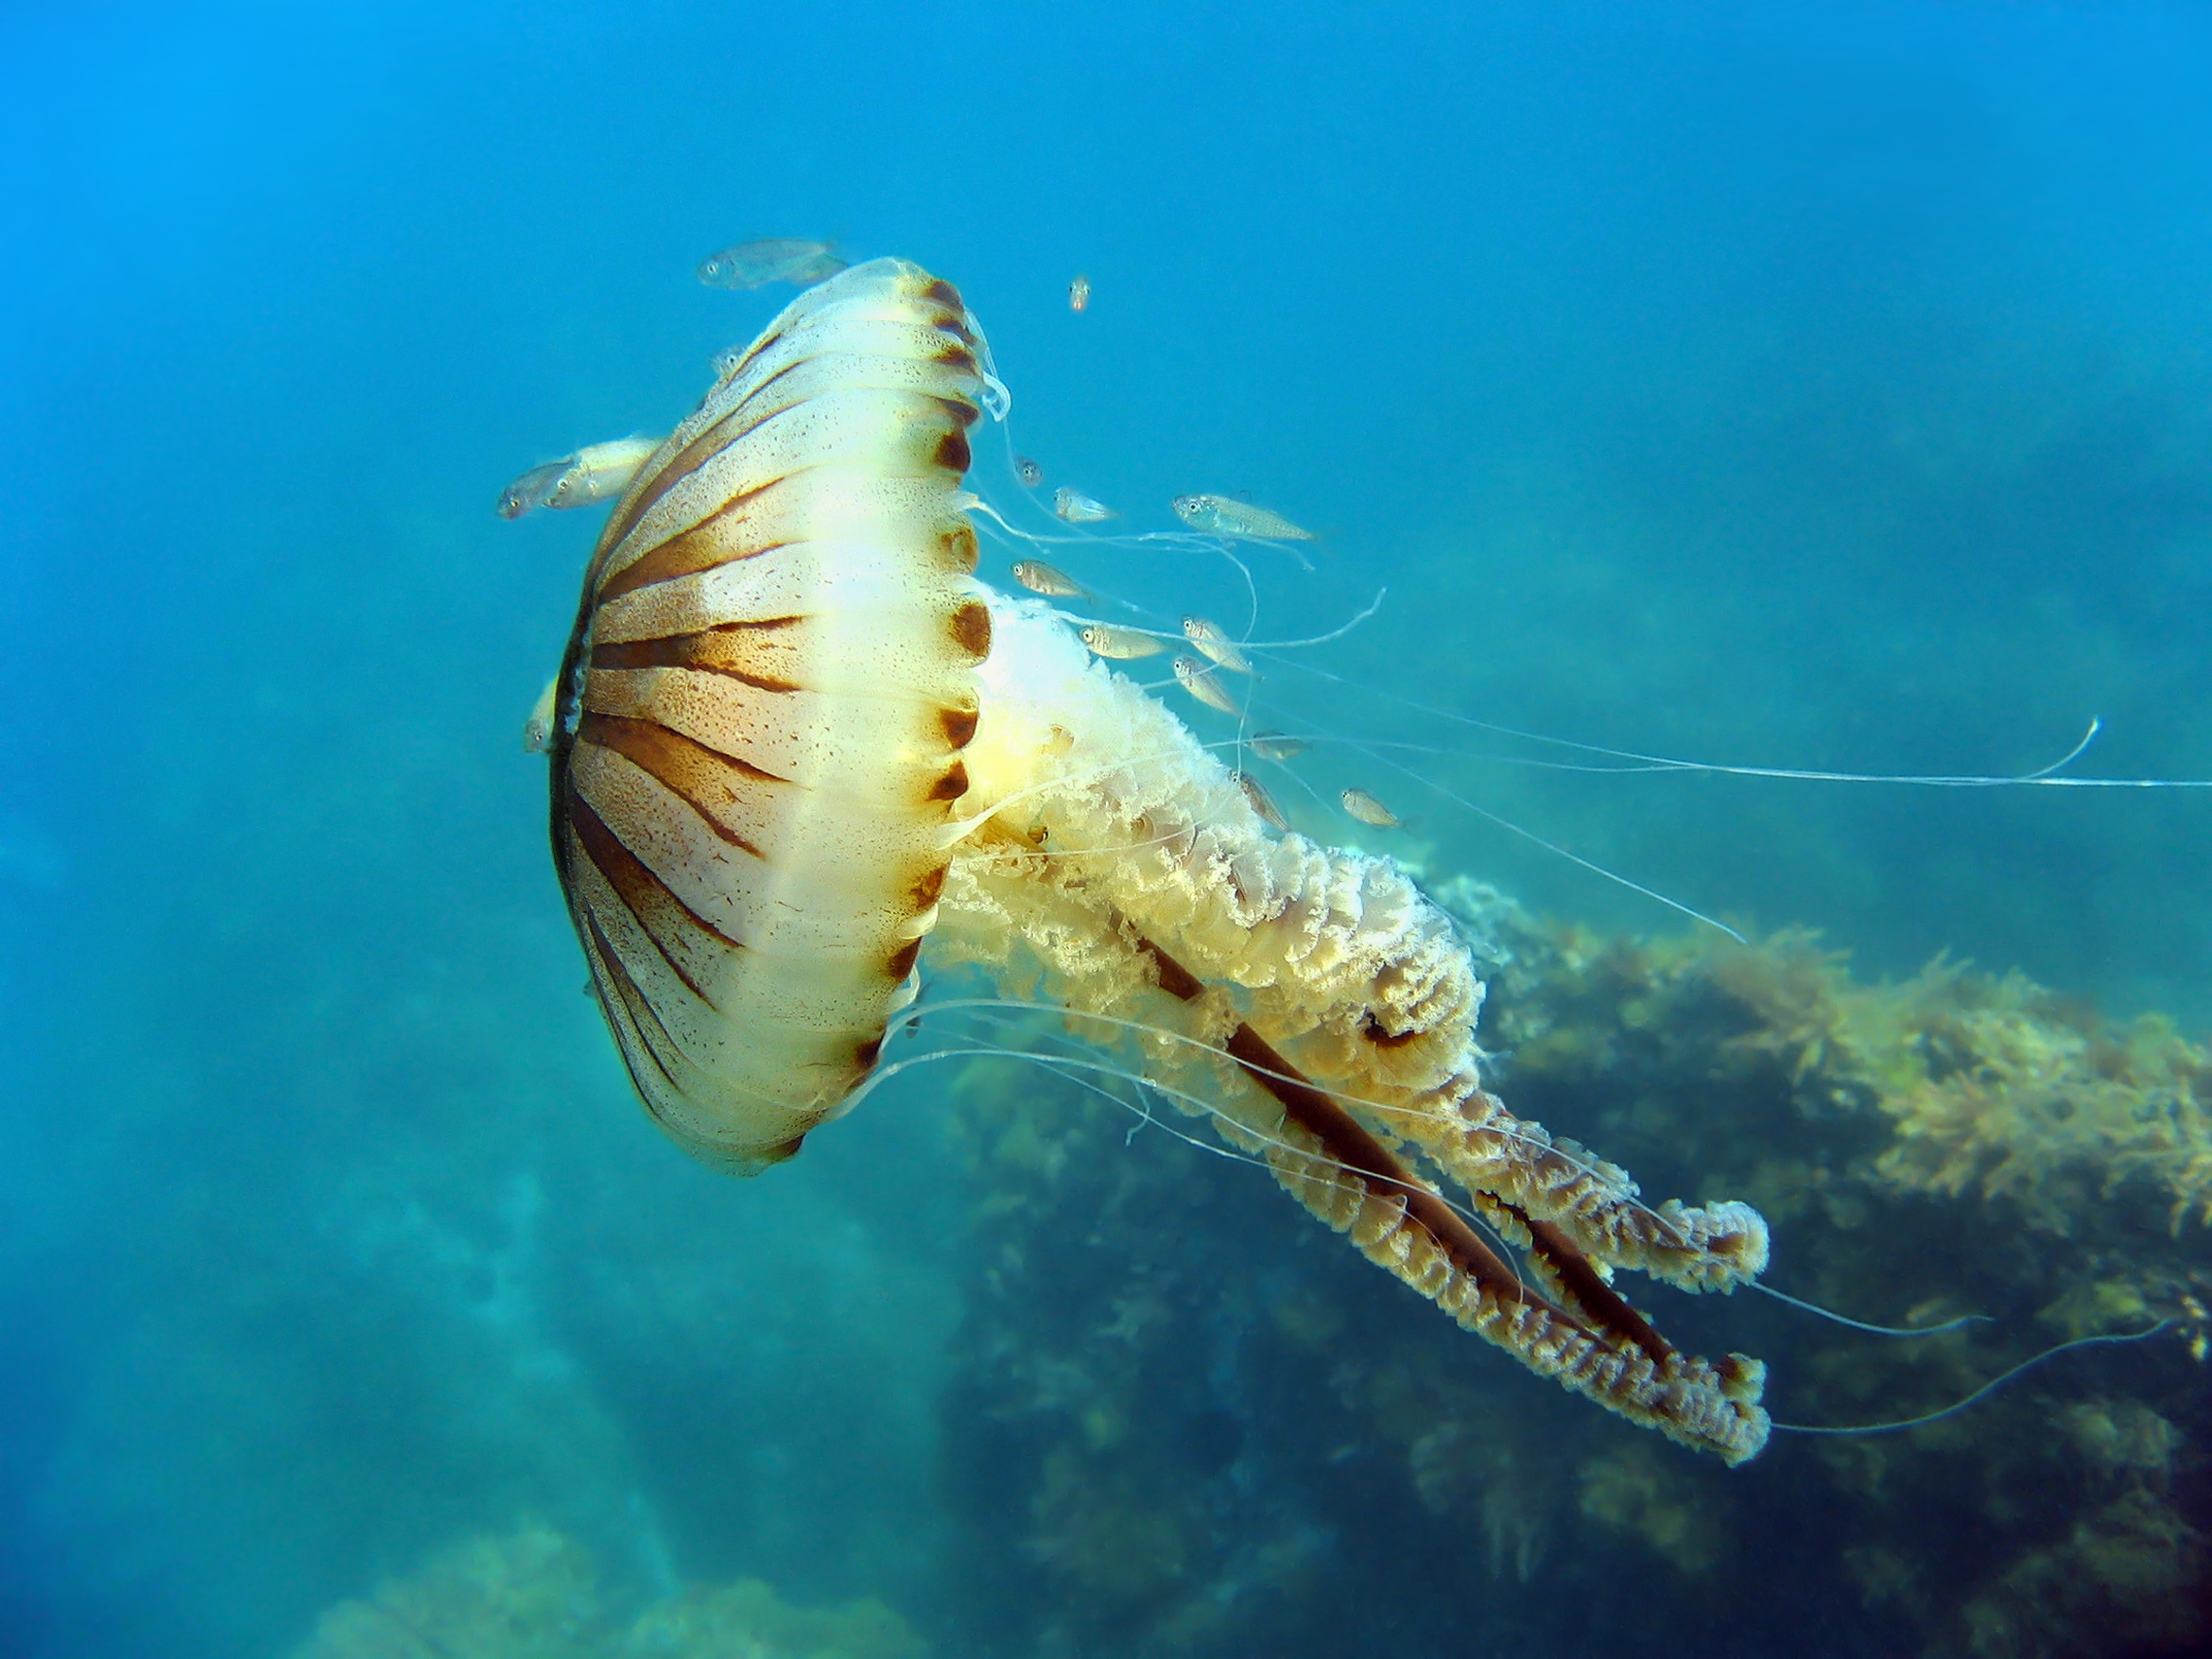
[530,257,1772,1463]
[696,236,849,290]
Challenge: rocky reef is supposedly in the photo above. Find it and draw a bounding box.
[934,883,2209,1658]
[290,1523,925,1659]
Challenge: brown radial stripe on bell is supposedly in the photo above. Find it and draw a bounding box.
[562,780,740,1004]
[574,714,774,858]
[594,493,788,605]
[589,631,804,694]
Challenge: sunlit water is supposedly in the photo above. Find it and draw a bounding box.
[4,5,2208,1654]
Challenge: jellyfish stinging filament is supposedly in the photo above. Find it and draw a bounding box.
[542,259,1773,1463]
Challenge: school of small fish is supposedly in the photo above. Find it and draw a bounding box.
[1011,560,1087,598]
[1233,770,1288,831]
[696,237,848,291]
[1170,493,1315,542]
[1053,486,1115,523]
[1172,656,1243,716]
[522,674,560,753]
[1078,623,1169,660]
[495,460,569,520]
[496,437,662,519]
[510,259,1397,838]
[1180,615,1253,675]
[1340,787,1399,829]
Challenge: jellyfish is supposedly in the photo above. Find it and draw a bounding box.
[542,259,1771,1463]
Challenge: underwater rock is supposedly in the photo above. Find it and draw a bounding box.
[937,883,2211,1657]
[289,1523,925,1659]
[290,1524,601,1659]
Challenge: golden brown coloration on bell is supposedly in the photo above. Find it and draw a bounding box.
[546,259,992,1172]
[535,262,1775,1463]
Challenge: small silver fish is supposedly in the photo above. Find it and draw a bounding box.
[496,460,568,520]
[1250,730,1307,762]
[1053,486,1115,523]
[1171,493,1316,542]
[1233,769,1288,832]
[697,237,849,291]
[1340,787,1399,829]
[1013,455,1044,488]
[522,674,561,753]
[1068,273,1091,312]
[1011,560,1087,598]
[1173,655,1243,716]
[1181,615,1253,675]
[1079,623,1168,660]
[544,437,662,510]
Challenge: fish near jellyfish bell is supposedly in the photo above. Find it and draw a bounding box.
[545,258,996,1172]
[537,257,1773,1464]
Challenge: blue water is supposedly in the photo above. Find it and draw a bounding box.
[5,4,2209,1654]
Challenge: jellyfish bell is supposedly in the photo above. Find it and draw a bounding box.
[541,256,1772,1463]
[546,258,994,1173]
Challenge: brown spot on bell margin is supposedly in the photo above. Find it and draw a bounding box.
[854,1034,885,1070]
[938,521,978,574]
[933,426,971,475]
[919,278,962,310]
[926,760,970,803]
[935,343,977,372]
[886,939,923,980]
[909,864,947,910]
[935,394,980,429]
[940,704,979,748]
[762,1133,806,1165]
[949,600,992,659]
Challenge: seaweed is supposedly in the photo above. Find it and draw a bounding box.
[935,883,2210,1657]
